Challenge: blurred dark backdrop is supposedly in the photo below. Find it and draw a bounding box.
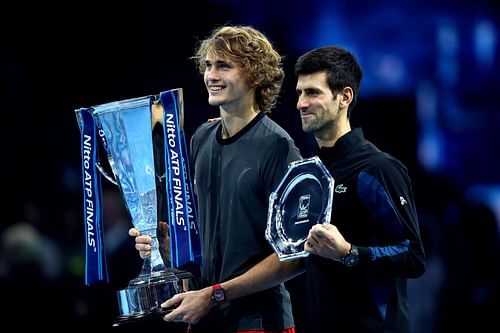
[1,1,499,332]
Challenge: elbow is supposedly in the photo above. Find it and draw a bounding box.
[407,257,426,278]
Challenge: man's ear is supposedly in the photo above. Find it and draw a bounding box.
[340,87,353,108]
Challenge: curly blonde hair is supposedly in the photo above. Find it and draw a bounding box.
[192,25,284,113]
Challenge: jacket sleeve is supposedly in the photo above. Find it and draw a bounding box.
[355,157,426,278]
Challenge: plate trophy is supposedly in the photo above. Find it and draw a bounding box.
[75,88,201,325]
[266,156,334,261]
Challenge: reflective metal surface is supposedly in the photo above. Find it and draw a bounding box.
[114,270,193,326]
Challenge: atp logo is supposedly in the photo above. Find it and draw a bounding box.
[297,194,310,219]
[335,184,347,193]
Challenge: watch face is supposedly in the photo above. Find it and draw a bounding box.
[214,287,225,303]
[342,246,359,267]
[344,255,358,266]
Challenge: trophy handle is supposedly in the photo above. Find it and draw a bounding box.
[96,162,119,186]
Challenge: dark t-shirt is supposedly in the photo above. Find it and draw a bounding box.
[190,112,302,331]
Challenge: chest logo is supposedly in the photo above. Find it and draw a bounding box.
[335,184,347,193]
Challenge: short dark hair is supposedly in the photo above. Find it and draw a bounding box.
[295,46,363,117]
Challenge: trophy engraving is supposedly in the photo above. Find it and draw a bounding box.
[266,156,334,261]
[75,88,201,325]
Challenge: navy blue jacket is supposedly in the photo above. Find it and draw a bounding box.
[305,128,426,333]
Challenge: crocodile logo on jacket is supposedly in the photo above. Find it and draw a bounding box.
[335,184,347,193]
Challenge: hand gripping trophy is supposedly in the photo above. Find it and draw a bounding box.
[75,88,201,325]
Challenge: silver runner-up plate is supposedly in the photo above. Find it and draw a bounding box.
[265,156,334,261]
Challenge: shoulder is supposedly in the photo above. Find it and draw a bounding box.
[190,119,220,155]
[260,115,292,140]
[372,150,408,174]
[357,137,406,170]
[256,116,302,160]
[359,147,411,186]
[192,118,219,140]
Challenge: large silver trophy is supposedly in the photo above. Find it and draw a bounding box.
[266,156,334,261]
[75,88,201,325]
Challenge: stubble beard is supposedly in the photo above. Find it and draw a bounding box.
[302,117,321,133]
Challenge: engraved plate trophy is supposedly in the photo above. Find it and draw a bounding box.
[266,156,334,261]
[75,88,201,325]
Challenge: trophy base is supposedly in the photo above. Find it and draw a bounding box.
[113,269,193,327]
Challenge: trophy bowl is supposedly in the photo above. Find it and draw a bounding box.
[266,156,334,261]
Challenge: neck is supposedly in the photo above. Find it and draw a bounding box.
[315,121,351,148]
[219,105,261,139]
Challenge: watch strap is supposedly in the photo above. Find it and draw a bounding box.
[341,244,359,267]
[211,283,225,304]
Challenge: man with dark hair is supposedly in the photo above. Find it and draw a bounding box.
[296,46,426,332]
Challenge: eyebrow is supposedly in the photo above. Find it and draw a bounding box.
[206,59,230,65]
[297,87,322,93]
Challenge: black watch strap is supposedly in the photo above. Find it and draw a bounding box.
[341,245,359,267]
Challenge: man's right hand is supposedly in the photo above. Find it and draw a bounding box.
[128,227,152,259]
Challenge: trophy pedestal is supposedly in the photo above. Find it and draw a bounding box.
[113,269,193,326]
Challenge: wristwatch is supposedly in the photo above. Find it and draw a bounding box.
[211,283,225,304]
[341,245,359,267]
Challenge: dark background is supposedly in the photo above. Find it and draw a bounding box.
[1,1,499,332]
